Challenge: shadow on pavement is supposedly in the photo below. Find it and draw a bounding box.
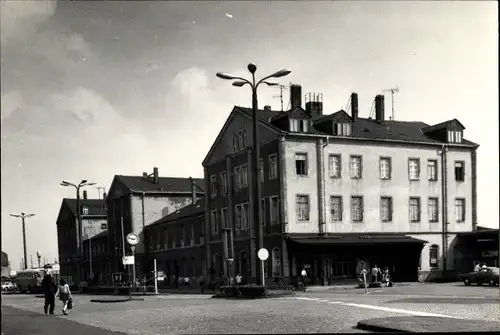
[387,297,500,305]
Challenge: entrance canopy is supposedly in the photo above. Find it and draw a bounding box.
[287,234,427,246]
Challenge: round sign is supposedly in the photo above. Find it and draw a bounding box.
[257,248,269,261]
[126,233,139,246]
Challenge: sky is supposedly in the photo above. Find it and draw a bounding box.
[1,1,498,269]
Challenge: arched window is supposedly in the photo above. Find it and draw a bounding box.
[429,244,439,268]
[272,247,282,277]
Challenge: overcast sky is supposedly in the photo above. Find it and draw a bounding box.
[1,1,497,269]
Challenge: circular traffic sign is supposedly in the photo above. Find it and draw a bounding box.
[257,248,269,261]
[126,233,139,246]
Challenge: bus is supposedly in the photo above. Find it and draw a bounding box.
[15,268,45,293]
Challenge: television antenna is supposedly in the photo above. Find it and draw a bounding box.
[95,186,106,199]
[382,86,400,121]
[273,82,291,111]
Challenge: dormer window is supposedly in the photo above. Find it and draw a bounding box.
[81,206,89,215]
[447,130,462,143]
[334,123,352,136]
[290,119,308,132]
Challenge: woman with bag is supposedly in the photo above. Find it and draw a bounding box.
[55,278,73,315]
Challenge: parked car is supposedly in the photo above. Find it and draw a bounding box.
[2,281,16,291]
[459,267,499,286]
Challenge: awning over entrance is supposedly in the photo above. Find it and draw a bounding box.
[287,234,427,246]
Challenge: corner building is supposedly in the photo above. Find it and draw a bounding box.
[203,85,479,285]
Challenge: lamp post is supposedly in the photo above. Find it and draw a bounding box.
[10,212,36,270]
[60,180,95,285]
[84,225,94,283]
[216,64,291,285]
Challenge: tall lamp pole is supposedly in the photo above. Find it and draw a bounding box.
[216,64,291,285]
[10,212,36,270]
[60,180,95,284]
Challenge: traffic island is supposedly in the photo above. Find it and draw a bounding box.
[356,316,500,333]
[90,296,145,303]
[212,285,296,299]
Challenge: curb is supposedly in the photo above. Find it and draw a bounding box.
[90,297,145,303]
[356,321,412,333]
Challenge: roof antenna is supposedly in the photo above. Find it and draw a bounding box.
[273,83,291,111]
[368,99,376,119]
[382,86,400,121]
[95,186,106,200]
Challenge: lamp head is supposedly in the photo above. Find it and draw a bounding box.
[247,63,257,74]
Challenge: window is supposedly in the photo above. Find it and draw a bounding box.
[328,154,341,178]
[350,196,363,222]
[290,119,308,132]
[220,171,227,194]
[295,153,308,176]
[260,159,264,183]
[270,196,279,224]
[211,210,218,235]
[334,123,352,136]
[447,130,463,143]
[296,195,310,221]
[455,198,465,223]
[408,158,420,180]
[221,208,228,229]
[241,164,248,187]
[260,198,266,225]
[171,232,176,249]
[210,175,217,197]
[272,248,282,276]
[234,166,242,190]
[234,205,242,230]
[235,204,249,230]
[164,228,169,249]
[82,206,89,215]
[380,197,393,222]
[330,196,342,222]
[269,154,278,180]
[454,161,465,182]
[190,225,195,245]
[349,156,362,179]
[409,197,421,223]
[428,198,439,222]
[429,245,439,268]
[427,160,438,181]
[379,157,391,180]
[233,129,248,152]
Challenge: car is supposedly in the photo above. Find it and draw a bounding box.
[459,267,499,286]
[1,281,16,291]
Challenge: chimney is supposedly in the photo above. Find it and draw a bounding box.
[103,192,107,200]
[375,95,385,124]
[153,167,159,184]
[290,84,302,108]
[142,172,148,180]
[305,92,323,118]
[351,93,359,122]
[189,177,197,204]
[263,105,271,112]
[83,190,88,200]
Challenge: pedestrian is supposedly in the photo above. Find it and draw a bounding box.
[359,268,368,287]
[41,269,57,315]
[371,265,380,283]
[198,275,206,293]
[235,273,242,286]
[474,262,481,272]
[184,276,190,289]
[300,267,308,289]
[55,278,73,315]
[481,263,487,269]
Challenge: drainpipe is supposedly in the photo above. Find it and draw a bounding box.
[317,137,328,235]
[141,192,146,274]
[440,145,448,277]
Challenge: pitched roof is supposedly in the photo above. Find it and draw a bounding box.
[1,251,8,267]
[63,198,106,216]
[149,198,205,227]
[115,175,205,194]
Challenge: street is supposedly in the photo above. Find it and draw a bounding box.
[2,283,499,334]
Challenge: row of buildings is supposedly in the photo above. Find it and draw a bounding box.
[56,84,498,286]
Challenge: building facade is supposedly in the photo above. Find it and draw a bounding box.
[202,85,479,284]
[105,167,204,278]
[82,230,109,285]
[454,228,499,275]
[56,193,107,283]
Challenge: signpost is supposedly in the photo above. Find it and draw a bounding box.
[125,233,139,295]
[257,248,269,287]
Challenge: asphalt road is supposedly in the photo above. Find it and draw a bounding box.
[2,283,499,334]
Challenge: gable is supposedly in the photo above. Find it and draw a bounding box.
[106,176,131,202]
[203,109,281,166]
[446,119,465,131]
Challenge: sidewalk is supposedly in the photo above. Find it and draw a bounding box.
[2,306,125,335]
[357,316,500,332]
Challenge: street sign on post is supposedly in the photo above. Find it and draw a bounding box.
[122,256,135,265]
[257,248,269,287]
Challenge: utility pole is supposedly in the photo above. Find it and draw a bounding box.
[382,86,400,121]
[10,212,36,270]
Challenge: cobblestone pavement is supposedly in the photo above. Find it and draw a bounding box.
[2,283,499,334]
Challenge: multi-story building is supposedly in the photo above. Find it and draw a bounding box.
[105,167,204,277]
[56,192,107,283]
[145,198,206,284]
[202,84,479,284]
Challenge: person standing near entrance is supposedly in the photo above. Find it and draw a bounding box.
[301,267,308,289]
[42,269,57,315]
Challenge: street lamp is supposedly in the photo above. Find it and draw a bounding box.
[216,63,291,286]
[60,179,96,285]
[10,212,36,270]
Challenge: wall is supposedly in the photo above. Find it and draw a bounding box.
[283,137,475,235]
[414,233,459,281]
[82,218,107,239]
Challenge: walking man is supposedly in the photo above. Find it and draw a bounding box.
[41,269,57,315]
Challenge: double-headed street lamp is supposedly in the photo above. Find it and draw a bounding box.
[10,212,36,269]
[60,180,95,284]
[216,64,291,286]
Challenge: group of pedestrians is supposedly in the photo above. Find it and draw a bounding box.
[42,269,73,316]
